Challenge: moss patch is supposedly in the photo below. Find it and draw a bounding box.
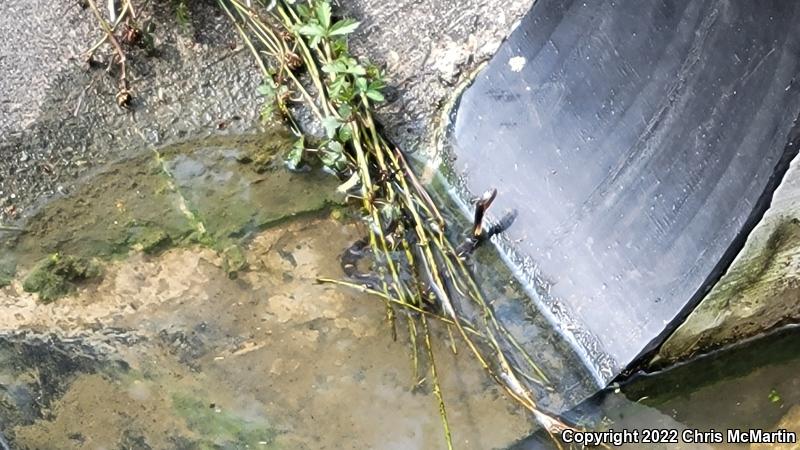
[22,254,102,302]
[5,131,343,293]
[172,393,278,449]
[222,245,247,279]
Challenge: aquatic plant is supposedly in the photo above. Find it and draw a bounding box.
[76,0,574,446]
[172,393,278,448]
[216,0,574,447]
[22,253,102,303]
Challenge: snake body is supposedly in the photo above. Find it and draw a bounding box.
[340,189,515,300]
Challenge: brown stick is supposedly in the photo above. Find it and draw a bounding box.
[86,0,131,106]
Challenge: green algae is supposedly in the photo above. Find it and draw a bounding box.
[1,232,20,287]
[5,131,344,300]
[13,154,196,267]
[0,256,14,288]
[22,254,101,302]
[158,134,343,246]
[171,393,278,449]
[129,225,172,254]
[231,131,294,174]
[222,245,247,279]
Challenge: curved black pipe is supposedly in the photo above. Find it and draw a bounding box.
[449,0,800,384]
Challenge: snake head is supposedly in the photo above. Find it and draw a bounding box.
[472,188,498,237]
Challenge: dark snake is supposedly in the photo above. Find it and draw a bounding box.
[341,189,516,303]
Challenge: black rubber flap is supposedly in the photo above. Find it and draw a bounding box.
[449,0,800,383]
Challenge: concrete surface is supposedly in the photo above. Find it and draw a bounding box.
[654,153,800,366]
[344,0,534,150]
[0,1,272,224]
[0,0,532,225]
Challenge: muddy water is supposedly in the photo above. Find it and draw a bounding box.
[1,217,532,449]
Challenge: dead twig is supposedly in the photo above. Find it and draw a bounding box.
[86,0,132,108]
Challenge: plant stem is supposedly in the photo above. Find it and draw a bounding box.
[86,0,129,95]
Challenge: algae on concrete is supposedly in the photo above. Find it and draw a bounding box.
[222,245,248,279]
[12,154,197,267]
[172,393,278,449]
[0,254,14,288]
[654,156,800,366]
[6,132,342,301]
[130,226,173,254]
[158,134,344,245]
[22,254,101,303]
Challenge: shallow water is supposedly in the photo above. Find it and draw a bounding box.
[2,217,541,449]
[1,135,566,449]
[4,134,797,450]
[513,327,800,449]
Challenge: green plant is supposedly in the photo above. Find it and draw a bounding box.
[769,388,782,405]
[22,253,102,302]
[219,1,573,447]
[175,0,191,30]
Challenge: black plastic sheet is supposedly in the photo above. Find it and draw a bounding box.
[449,0,800,384]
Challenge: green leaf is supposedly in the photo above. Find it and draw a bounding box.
[296,4,313,19]
[380,203,400,223]
[175,1,190,30]
[319,141,347,172]
[259,102,275,124]
[331,38,349,56]
[337,103,353,120]
[256,82,274,97]
[355,77,368,93]
[366,63,384,81]
[321,60,347,74]
[345,59,366,75]
[321,141,347,171]
[365,89,385,102]
[327,140,344,154]
[329,19,360,36]
[337,123,353,142]
[769,388,782,404]
[321,116,341,139]
[297,23,325,37]
[315,1,331,30]
[286,137,305,169]
[369,79,386,91]
[328,76,348,99]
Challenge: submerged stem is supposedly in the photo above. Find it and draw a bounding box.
[221,0,576,440]
[422,316,454,450]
